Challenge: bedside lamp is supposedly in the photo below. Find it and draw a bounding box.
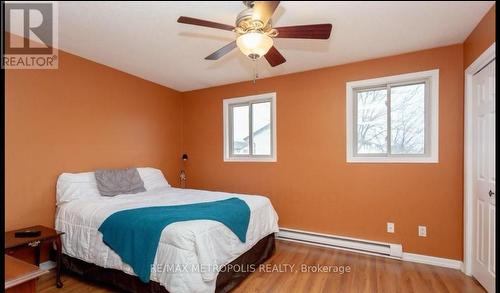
[180,154,188,188]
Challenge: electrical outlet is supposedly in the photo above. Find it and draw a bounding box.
[418,226,427,237]
[387,222,395,233]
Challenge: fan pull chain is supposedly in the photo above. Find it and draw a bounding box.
[252,59,259,84]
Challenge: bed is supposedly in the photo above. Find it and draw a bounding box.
[54,168,279,293]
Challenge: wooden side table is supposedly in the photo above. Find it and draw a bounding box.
[5,255,48,293]
[5,225,64,288]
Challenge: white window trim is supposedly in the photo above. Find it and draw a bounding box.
[346,69,439,163]
[223,92,277,162]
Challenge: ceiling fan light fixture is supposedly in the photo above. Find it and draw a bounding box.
[236,32,273,60]
[178,1,333,68]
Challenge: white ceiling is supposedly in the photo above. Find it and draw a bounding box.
[54,1,493,91]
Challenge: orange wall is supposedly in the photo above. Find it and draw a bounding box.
[5,50,183,231]
[463,4,496,68]
[182,44,464,260]
[6,34,472,260]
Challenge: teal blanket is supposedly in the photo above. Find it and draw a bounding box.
[98,197,251,283]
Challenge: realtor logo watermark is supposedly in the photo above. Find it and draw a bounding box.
[152,263,352,275]
[2,1,58,69]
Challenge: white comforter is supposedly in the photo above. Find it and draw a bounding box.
[55,187,279,293]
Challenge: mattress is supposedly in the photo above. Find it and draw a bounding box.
[55,187,279,293]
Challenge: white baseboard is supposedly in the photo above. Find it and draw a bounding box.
[40,260,56,270]
[277,227,463,271]
[402,253,463,270]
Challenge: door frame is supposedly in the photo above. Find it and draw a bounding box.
[463,42,495,276]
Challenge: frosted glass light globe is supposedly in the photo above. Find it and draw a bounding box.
[236,32,273,60]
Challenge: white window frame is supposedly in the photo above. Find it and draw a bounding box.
[223,92,277,162]
[346,69,439,163]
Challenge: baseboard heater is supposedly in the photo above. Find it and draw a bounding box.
[277,228,403,259]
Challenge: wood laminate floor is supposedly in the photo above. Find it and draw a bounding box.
[36,240,485,293]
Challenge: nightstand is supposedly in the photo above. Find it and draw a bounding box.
[5,225,64,288]
[5,255,48,293]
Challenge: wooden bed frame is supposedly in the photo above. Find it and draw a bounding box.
[61,233,276,293]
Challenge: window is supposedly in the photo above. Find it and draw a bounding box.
[223,93,276,162]
[346,70,439,163]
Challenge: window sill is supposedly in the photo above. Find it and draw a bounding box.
[224,157,277,163]
[347,156,438,163]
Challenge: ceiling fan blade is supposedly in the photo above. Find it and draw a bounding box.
[252,1,280,26]
[205,41,237,60]
[264,46,286,67]
[274,24,332,39]
[177,16,235,31]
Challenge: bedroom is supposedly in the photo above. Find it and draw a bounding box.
[3,1,496,293]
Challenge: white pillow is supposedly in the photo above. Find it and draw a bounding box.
[56,167,170,205]
[56,171,101,205]
[137,167,171,190]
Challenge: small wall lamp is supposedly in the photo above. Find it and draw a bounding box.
[180,154,188,188]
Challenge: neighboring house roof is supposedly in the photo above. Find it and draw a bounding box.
[233,141,247,151]
[243,124,270,142]
[234,123,270,151]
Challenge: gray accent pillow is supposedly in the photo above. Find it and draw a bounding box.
[94,168,146,197]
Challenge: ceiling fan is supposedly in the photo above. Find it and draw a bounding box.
[177,1,332,67]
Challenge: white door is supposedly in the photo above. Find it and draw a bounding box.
[472,59,495,292]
